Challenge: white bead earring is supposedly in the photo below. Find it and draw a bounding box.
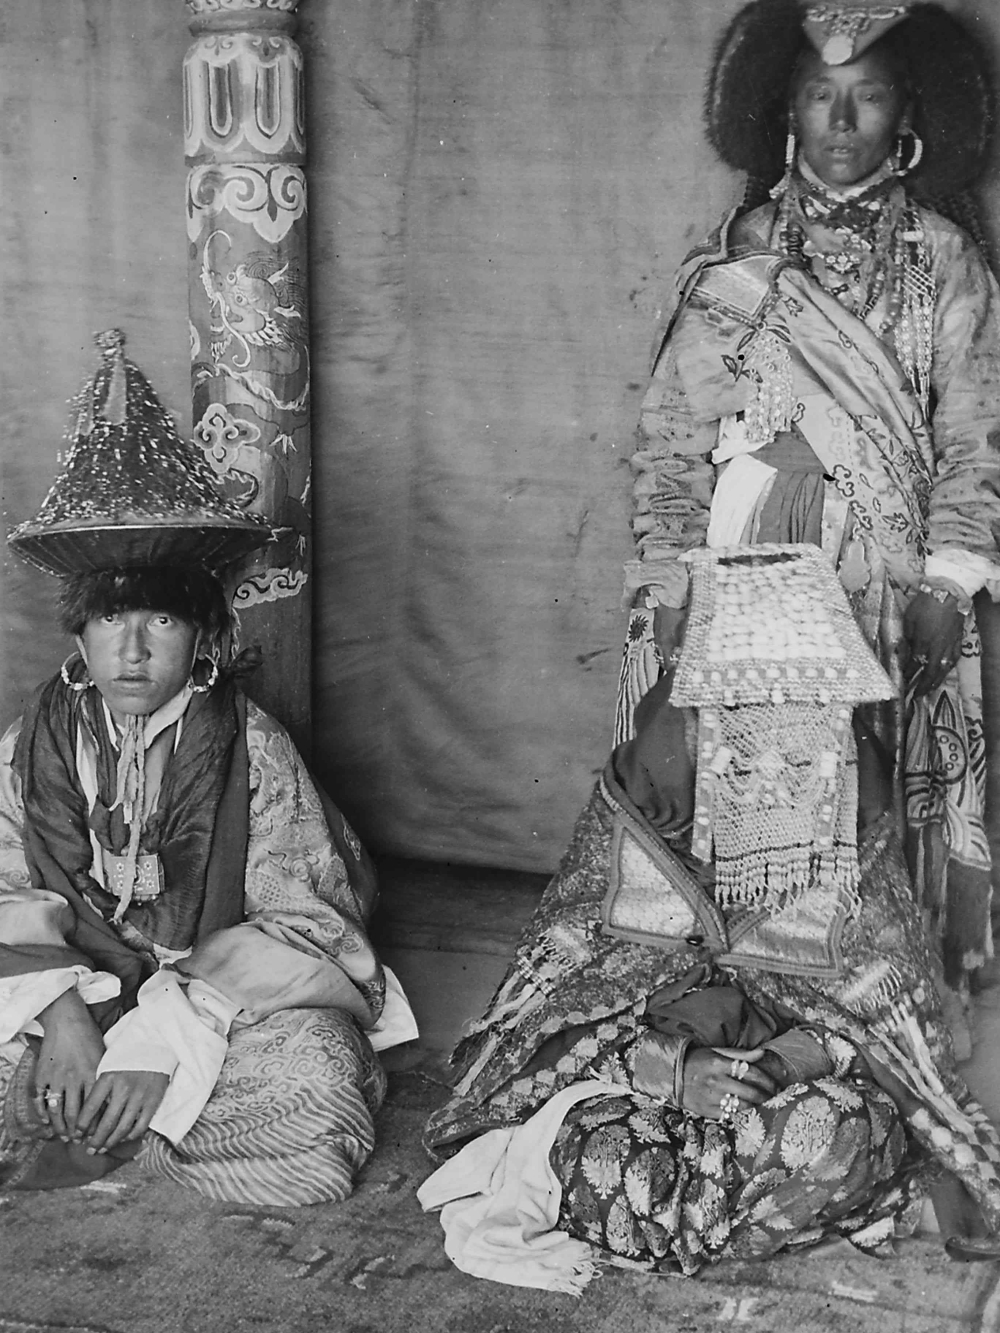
[189,656,220,694]
[785,129,797,171]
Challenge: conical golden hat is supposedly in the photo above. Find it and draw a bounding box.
[8,329,271,577]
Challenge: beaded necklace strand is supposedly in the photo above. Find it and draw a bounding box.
[775,167,935,412]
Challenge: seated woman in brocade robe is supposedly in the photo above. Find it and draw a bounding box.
[0,330,414,1206]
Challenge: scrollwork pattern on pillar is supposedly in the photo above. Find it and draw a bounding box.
[184,34,304,162]
[187,164,306,243]
[194,401,264,502]
[187,0,300,14]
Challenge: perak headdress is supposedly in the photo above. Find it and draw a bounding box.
[8,329,270,578]
[802,3,910,66]
[704,1,995,201]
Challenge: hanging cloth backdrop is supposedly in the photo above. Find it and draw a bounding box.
[5,0,1000,870]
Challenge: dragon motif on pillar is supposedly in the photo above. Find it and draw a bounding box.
[183,0,311,739]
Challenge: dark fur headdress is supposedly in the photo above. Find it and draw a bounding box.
[57,567,233,639]
[705,1,996,201]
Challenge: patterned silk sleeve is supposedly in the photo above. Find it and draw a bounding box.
[0,720,32,898]
[243,701,386,1020]
[629,348,717,593]
[0,717,81,958]
[616,334,719,743]
[0,717,122,1031]
[925,213,1000,580]
[628,210,780,602]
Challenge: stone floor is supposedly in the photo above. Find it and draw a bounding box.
[2,858,1000,1333]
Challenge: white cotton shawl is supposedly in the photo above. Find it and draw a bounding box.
[417,1079,623,1295]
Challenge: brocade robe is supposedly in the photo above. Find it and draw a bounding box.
[622,200,1000,985]
[0,692,413,1205]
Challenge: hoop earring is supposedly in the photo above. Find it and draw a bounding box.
[60,652,92,692]
[894,129,924,175]
[189,656,220,694]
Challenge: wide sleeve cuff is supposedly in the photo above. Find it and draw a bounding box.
[0,966,121,1043]
[760,1028,833,1084]
[366,965,419,1052]
[924,549,1000,602]
[630,1030,691,1105]
[97,969,238,1146]
[622,558,691,611]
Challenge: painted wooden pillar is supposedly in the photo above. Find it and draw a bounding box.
[183,0,312,749]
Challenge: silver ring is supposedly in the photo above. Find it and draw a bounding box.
[729,1059,749,1081]
[45,1093,62,1107]
[719,1092,741,1124]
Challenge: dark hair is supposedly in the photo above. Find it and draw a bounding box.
[708,1,996,206]
[59,566,233,640]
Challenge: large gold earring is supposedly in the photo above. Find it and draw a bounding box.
[60,652,92,692]
[894,129,923,175]
[189,655,220,694]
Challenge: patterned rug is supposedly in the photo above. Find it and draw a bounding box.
[1,1068,998,1333]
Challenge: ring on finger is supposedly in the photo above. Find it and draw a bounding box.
[729,1058,749,1081]
[45,1092,62,1107]
[719,1092,741,1124]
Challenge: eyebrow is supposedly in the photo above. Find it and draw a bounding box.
[801,73,894,88]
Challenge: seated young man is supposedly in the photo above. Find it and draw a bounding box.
[1,330,412,1205]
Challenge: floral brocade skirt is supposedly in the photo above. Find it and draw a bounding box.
[550,1076,916,1276]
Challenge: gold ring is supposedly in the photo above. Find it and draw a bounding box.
[729,1059,749,1081]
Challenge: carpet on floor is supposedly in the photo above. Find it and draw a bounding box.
[2,1070,998,1333]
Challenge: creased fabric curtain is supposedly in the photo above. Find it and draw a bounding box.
[4,1,999,871]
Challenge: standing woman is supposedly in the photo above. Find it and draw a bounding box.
[624,0,1000,999]
[422,0,1000,1285]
